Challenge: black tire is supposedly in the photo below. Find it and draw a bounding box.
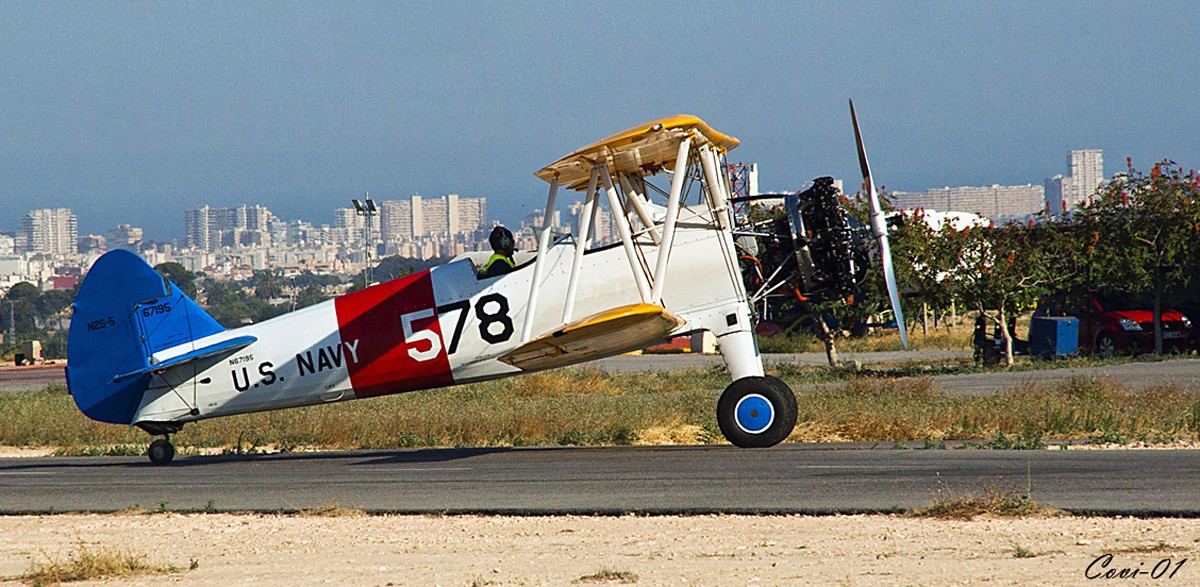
[1095,333,1118,359]
[148,438,175,466]
[717,375,797,448]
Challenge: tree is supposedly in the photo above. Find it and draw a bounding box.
[2,282,40,335]
[941,218,1070,367]
[34,288,73,329]
[1073,160,1200,354]
[295,284,330,309]
[253,269,283,301]
[202,280,256,327]
[891,209,960,336]
[155,262,199,299]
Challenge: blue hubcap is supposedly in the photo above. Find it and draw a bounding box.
[734,393,775,434]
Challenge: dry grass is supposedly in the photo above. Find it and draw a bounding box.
[793,375,1200,445]
[15,544,181,585]
[1106,541,1188,554]
[908,483,1063,520]
[757,318,975,354]
[1,370,1197,452]
[296,503,367,517]
[575,567,639,584]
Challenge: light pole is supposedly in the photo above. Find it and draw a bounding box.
[352,195,378,289]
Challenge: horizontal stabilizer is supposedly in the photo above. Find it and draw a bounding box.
[111,335,257,383]
[500,303,683,371]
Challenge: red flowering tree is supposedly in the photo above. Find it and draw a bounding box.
[1073,160,1200,354]
[941,217,1068,367]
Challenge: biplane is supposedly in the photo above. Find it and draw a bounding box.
[66,102,905,464]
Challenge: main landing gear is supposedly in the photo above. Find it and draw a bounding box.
[717,375,797,448]
[148,436,175,466]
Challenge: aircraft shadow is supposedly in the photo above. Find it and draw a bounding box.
[0,446,567,471]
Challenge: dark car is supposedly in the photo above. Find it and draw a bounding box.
[1037,292,1194,357]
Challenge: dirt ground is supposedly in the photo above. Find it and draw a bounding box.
[1,513,1197,586]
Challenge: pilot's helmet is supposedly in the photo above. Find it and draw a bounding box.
[489,225,515,256]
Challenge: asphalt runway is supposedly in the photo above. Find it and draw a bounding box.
[0,364,66,393]
[596,353,1200,394]
[1,445,1196,516]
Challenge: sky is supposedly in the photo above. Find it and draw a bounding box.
[2,1,1197,241]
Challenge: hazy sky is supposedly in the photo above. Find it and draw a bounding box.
[3,1,1197,240]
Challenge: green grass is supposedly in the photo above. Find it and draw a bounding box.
[1,369,1197,452]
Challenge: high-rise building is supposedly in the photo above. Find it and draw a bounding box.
[1046,150,1104,214]
[1069,149,1104,208]
[20,208,78,256]
[185,205,212,251]
[78,235,106,254]
[379,194,488,244]
[333,207,365,245]
[108,224,143,251]
[1044,175,1072,214]
[185,204,277,251]
[890,185,1045,218]
[565,200,616,244]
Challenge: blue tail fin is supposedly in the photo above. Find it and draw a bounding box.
[66,250,224,425]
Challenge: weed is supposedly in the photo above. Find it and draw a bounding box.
[1011,543,1038,558]
[910,482,1061,520]
[1107,541,1185,554]
[987,432,1047,450]
[297,503,367,517]
[17,544,179,585]
[575,567,639,584]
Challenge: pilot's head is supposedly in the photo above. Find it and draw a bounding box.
[489,225,515,257]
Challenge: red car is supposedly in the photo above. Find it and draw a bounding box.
[1039,293,1194,357]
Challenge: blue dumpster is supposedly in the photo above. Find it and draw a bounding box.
[1029,316,1078,358]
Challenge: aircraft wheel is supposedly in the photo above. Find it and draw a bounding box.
[717,376,797,448]
[148,438,175,466]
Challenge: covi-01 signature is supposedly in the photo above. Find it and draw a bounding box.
[1086,554,1187,580]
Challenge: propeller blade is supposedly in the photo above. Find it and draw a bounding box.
[850,99,908,350]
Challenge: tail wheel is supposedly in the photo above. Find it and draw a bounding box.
[717,376,797,448]
[148,438,175,466]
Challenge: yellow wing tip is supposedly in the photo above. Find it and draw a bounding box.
[555,303,682,337]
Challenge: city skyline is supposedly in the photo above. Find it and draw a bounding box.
[13,144,1112,249]
[3,2,1197,240]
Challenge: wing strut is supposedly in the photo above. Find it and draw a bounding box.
[562,167,600,323]
[600,164,652,302]
[649,136,692,303]
[520,176,559,343]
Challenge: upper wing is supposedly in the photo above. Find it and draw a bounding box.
[534,115,740,190]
